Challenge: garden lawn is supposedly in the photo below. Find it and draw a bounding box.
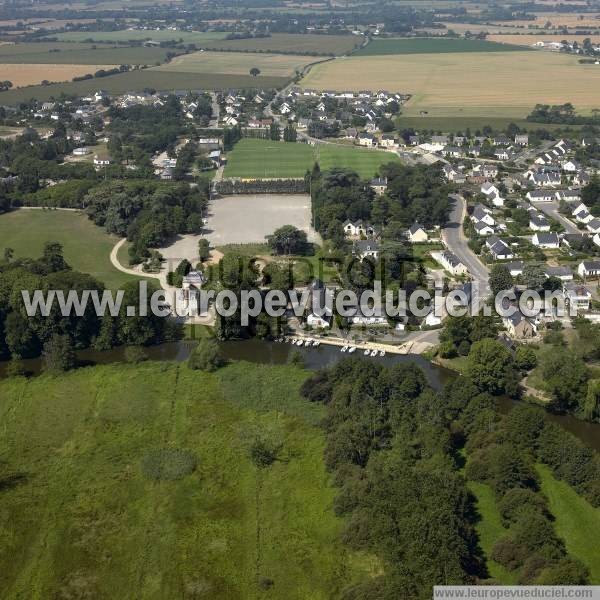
[0,362,366,599]
[0,209,141,289]
[224,139,398,179]
[537,464,600,583]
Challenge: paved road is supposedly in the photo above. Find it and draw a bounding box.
[533,200,580,235]
[442,194,491,298]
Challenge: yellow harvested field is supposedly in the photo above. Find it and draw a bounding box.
[153,50,312,77]
[302,52,600,118]
[0,63,118,87]
[489,34,600,46]
[491,12,600,29]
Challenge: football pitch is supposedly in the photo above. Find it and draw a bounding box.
[223,139,399,179]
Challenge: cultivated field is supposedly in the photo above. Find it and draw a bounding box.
[154,50,312,77]
[0,210,140,289]
[0,362,369,598]
[195,33,362,55]
[303,51,600,118]
[491,12,600,29]
[488,33,600,46]
[223,139,398,179]
[0,42,173,65]
[0,70,289,104]
[355,37,527,55]
[0,63,118,88]
[51,29,227,43]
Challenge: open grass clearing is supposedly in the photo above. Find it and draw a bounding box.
[355,37,528,56]
[467,482,519,584]
[154,50,313,77]
[223,139,399,179]
[538,464,600,582]
[0,70,289,104]
[0,209,142,289]
[50,29,228,44]
[195,33,362,55]
[0,361,370,598]
[0,41,170,64]
[302,51,600,118]
[0,63,118,87]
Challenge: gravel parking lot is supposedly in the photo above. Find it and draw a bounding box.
[157,194,320,265]
[204,193,320,246]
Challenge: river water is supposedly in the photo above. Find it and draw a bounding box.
[1,339,598,451]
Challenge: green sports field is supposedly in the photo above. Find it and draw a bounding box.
[0,209,140,289]
[223,139,399,179]
[0,361,370,598]
[355,37,529,56]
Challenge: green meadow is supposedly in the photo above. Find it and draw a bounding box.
[0,362,370,599]
[0,209,140,289]
[223,139,399,179]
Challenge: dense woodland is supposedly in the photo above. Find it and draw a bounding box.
[0,244,181,365]
[301,358,599,595]
[309,162,452,245]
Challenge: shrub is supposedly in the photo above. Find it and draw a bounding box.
[491,537,526,571]
[498,488,549,527]
[141,448,197,481]
[188,338,224,372]
[124,346,147,363]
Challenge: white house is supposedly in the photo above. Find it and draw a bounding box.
[354,240,380,260]
[532,232,560,249]
[486,236,514,260]
[72,147,89,156]
[437,251,468,276]
[471,204,496,226]
[529,212,551,232]
[594,233,600,248]
[474,221,495,236]
[563,283,592,312]
[586,219,600,234]
[408,223,428,243]
[358,133,377,147]
[578,260,600,278]
[343,220,374,237]
[93,156,111,166]
[526,190,554,202]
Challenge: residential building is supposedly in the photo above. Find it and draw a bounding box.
[532,232,560,249]
[408,223,428,243]
[563,282,592,312]
[578,260,600,278]
[503,312,536,339]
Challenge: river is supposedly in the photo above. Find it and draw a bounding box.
[1,339,598,452]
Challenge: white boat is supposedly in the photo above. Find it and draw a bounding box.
[291,339,297,345]
[364,349,370,356]
[348,346,356,354]
[313,340,320,347]
[341,345,348,352]
[370,349,377,357]
[296,339,304,347]
[379,350,385,357]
